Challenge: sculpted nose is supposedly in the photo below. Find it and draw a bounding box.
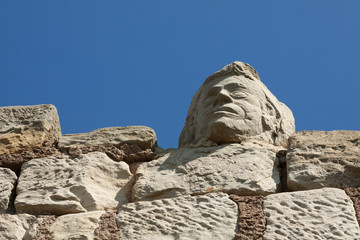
[213,89,232,106]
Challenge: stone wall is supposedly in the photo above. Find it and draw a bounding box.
[0,104,359,239]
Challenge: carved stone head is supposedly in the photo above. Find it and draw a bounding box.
[179,61,295,148]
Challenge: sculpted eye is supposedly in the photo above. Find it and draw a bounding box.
[231,90,247,98]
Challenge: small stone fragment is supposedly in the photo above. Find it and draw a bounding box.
[15,152,133,215]
[117,193,238,240]
[94,210,121,240]
[0,214,38,240]
[229,195,266,240]
[133,144,280,201]
[34,215,56,240]
[49,211,104,240]
[345,187,360,226]
[287,130,360,190]
[0,167,17,213]
[263,188,360,239]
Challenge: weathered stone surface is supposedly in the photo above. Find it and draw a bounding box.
[34,215,56,240]
[50,211,104,240]
[345,187,360,226]
[0,104,61,155]
[133,144,280,201]
[0,144,63,176]
[117,193,238,240]
[263,188,360,239]
[287,130,360,191]
[59,126,157,150]
[94,210,121,240]
[58,126,157,164]
[0,167,17,213]
[0,214,38,240]
[15,152,133,215]
[229,195,265,240]
[179,61,295,148]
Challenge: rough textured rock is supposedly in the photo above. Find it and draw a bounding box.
[0,167,17,213]
[15,152,133,215]
[287,130,360,191]
[94,210,121,240]
[133,144,280,201]
[179,61,295,148]
[0,144,63,176]
[117,193,238,240]
[0,104,61,155]
[263,188,360,239]
[34,215,56,240]
[50,211,104,240]
[345,187,360,226]
[229,195,265,240]
[63,143,156,164]
[0,214,38,240]
[58,126,157,163]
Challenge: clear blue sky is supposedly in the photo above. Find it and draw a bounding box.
[1,1,359,149]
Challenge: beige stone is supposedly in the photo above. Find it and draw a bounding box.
[0,214,38,240]
[58,126,157,150]
[0,104,61,155]
[50,211,104,240]
[287,130,360,190]
[0,167,17,213]
[117,193,238,240]
[133,144,280,201]
[179,61,295,148]
[263,188,360,239]
[15,152,133,215]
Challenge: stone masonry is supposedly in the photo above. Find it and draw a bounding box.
[0,62,359,239]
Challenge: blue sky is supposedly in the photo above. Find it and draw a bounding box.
[1,1,359,149]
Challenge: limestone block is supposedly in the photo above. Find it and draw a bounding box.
[117,193,238,240]
[179,61,295,148]
[133,144,280,201]
[0,167,17,213]
[58,126,157,163]
[0,214,38,240]
[50,211,104,240]
[0,104,61,155]
[58,126,157,150]
[263,188,360,239]
[287,130,360,191]
[15,152,133,215]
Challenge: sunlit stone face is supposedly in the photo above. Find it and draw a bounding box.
[194,75,263,144]
[179,61,295,148]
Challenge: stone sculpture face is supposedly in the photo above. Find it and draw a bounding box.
[179,61,295,147]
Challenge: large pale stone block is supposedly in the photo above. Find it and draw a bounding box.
[58,126,157,163]
[133,144,280,201]
[0,104,61,155]
[0,214,38,240]
[287,130,360,191]
[179,61,295,148]
[263,188,360,239]
[15,152,133,215]
[117,193,238,240]
[50,211,104,240]
[59,126,157,150]
[0,167,17,213]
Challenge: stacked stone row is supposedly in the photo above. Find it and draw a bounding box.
[0,104,359,239]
